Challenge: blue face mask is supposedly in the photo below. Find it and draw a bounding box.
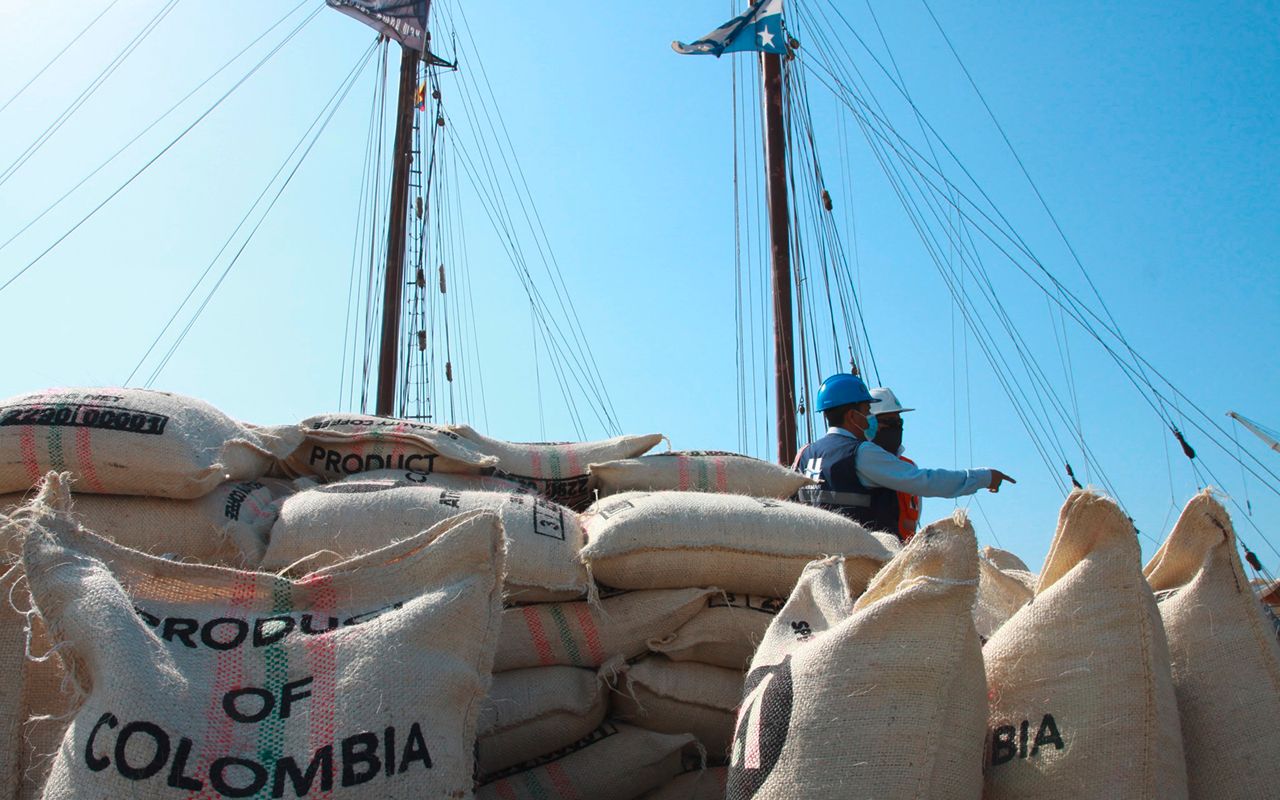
[861,412,879,442]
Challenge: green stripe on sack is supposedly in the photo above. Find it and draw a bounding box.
[520,769,551,800]
[47,411,66,472]
[547,605,582,666]
[254,578,293,799]
[696,459,711,491]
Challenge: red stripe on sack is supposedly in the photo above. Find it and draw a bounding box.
[18,426,40,485]
[530,451,544,480]
[522,606,557,665]
[677,455,691,491]
[300,573,338,800]
[187,572,259,800]
[544,762,583,800]
[715,457,728,492]
[74,427,106,493]
[492,780,519,800]
[563,444,581,482]
[570,603,605,666]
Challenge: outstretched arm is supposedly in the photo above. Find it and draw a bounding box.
[857,444,1010,498]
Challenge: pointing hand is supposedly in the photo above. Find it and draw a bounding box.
[988,470,1016,493]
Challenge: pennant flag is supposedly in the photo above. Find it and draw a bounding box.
[415,81,426,110]
[327,0,429,51]
[673,0,786,57]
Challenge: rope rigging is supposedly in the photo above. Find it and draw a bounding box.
[731,0,1280,570]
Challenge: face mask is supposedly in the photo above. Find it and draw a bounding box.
[874,423,902,454]
[860,412,879,443]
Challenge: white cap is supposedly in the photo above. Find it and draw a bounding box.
[869,387,914,415]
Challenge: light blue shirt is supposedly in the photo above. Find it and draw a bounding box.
[826,427,992,498]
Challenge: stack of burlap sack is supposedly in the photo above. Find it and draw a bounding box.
[720,488,1280,800]
[2,386,1278,800]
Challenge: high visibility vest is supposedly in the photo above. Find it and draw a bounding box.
[895,456,922,542]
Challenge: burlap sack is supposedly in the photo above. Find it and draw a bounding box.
[7,595,69,800]
[284,413,498,481]
[641,766,728,800]
[0,388,302,499]
[984,491,1187,799]
[581,492,893,597]
[648,593,784,670]
[590,452,815,499]
[2,478,288,567]
[495,588,715,672]
[449,425,663,510]
[477,665,608,774]
[615,657,744,762]
[728,514,986,799]
[476,722,697,800]
[973,556,1033,642]
[1143,491,1280,800]
[0,561,25,799]
[20,473,505,799]
[982,545,1031,573]
[263,469,588,601]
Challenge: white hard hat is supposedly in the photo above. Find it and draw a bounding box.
[869,387,914,415]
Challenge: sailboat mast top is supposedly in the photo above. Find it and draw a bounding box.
[762,50,797,466]
[376,42,425,417]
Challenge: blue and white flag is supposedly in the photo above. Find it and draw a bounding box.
[672,0,786,57]
[327,0,429,51]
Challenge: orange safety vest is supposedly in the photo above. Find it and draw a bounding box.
[896,456,922,541]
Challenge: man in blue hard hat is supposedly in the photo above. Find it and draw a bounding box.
[793,373,1015,537]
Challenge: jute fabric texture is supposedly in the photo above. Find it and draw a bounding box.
[727,513,986,800]
[0,388,302,499]
[493,588,715,672]
[263,469,587,601]
[580,491,893,598]
[1144,491,1280,800]
[20,473,505,799]
[590,452,814,499]
[450,424,662,510]
[983,490,1187,799]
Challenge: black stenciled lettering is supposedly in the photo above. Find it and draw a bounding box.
[85,712,117,771]
[272,745,333,798]
[135,607,161,628]
[990,725,1017,766]
[114,720,169,781]
[1031,714,1064,756]
[254,616,295,647]
[301,614,339,635]
[344,601,403,627]
[399,722,431,773]
[167,737,203,790]
[209,756,268,798]
[1018,720,1029,759]
[439,490,461,509]
[161,618,198,648]
[341,454,364,474]
[202,618,249,650]
[384,726,396,776]
[341,732,382,786]
[223,687,275,724]
[280,677,312,719]
[403,453,436,473]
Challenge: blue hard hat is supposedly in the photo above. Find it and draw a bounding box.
[815,373,873,411]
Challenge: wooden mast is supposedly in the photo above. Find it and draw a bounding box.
[375,29,428,417]
[761,50,797,466]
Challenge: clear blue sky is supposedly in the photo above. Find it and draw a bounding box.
[0,0,1276,572]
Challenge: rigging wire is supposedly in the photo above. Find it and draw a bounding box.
[0,0,182,190]
[0,0,122,118]
[130,36,380,386]
[0,0,312,259]
[1,5,324,300]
